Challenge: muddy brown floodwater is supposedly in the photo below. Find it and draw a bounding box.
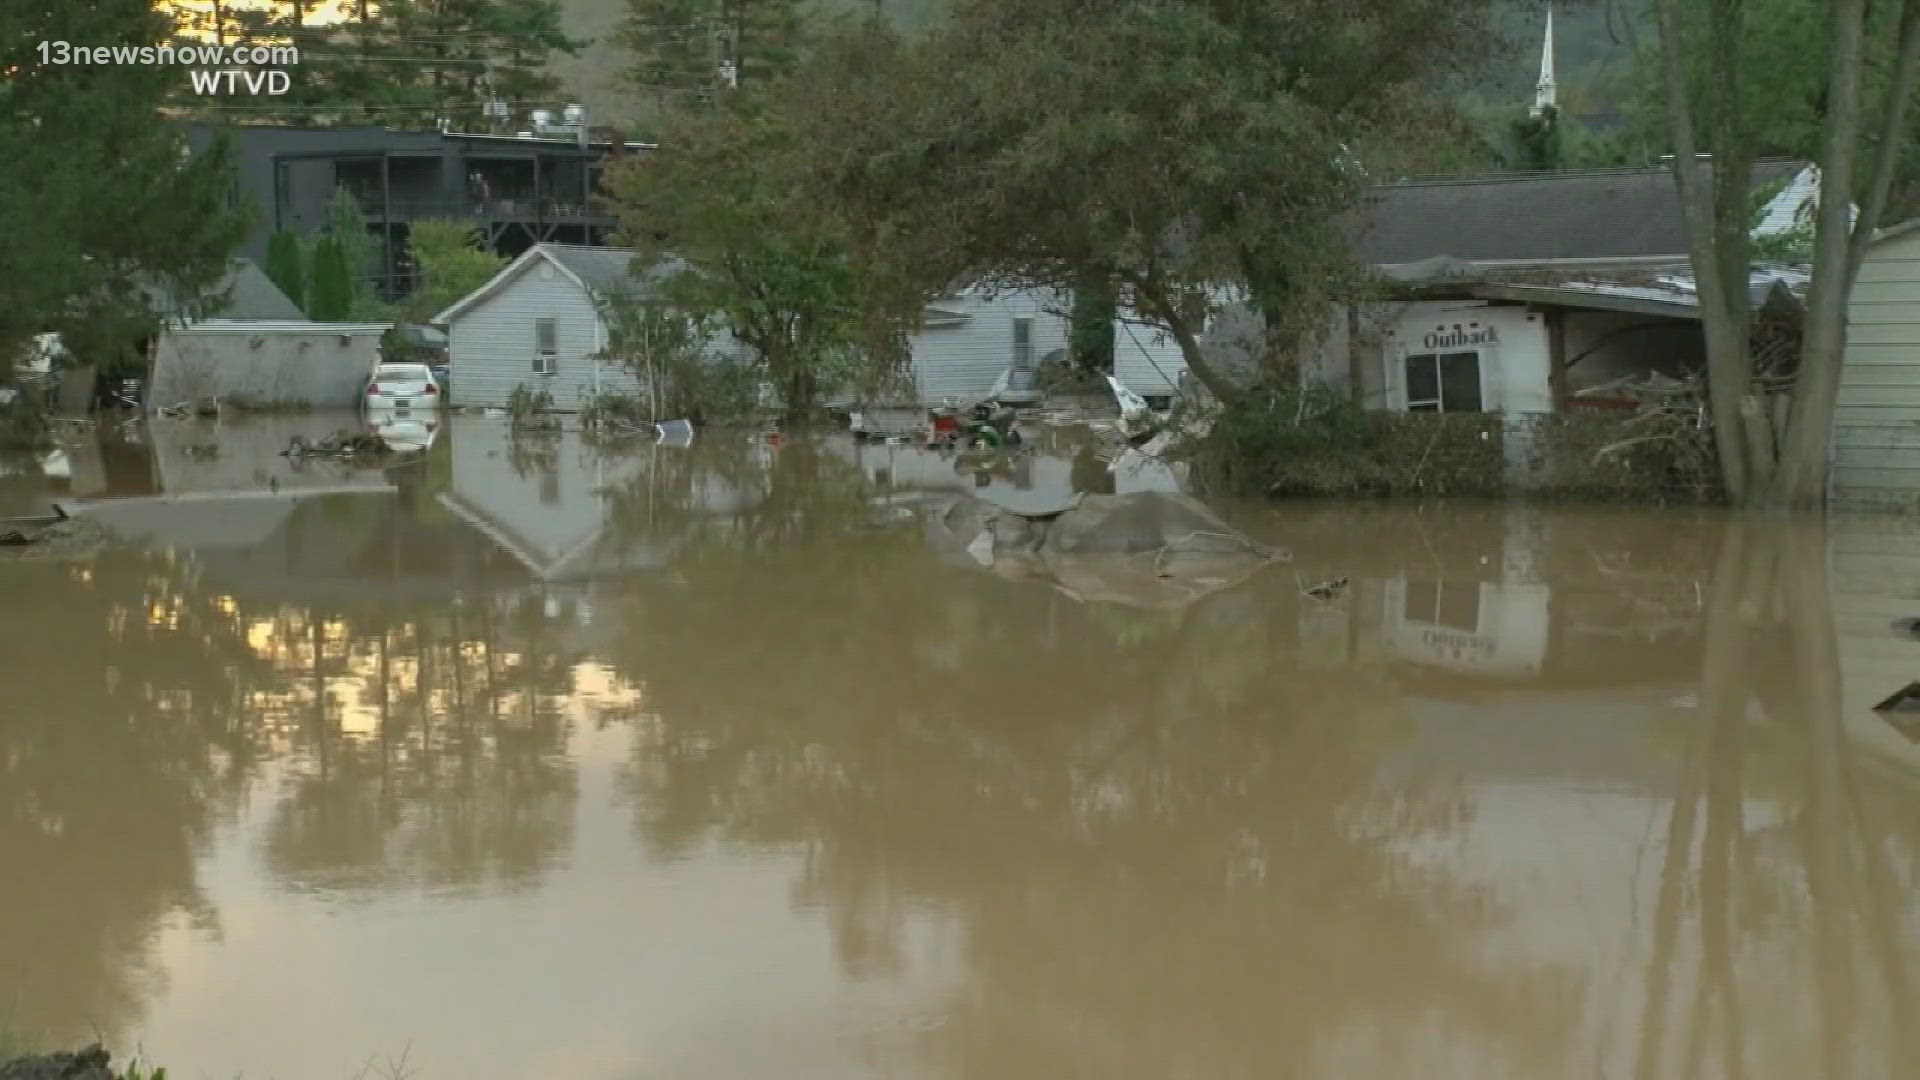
[4,412,1920,1079]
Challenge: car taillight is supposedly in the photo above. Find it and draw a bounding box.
[367,384,379,395]
[422,383,436,393]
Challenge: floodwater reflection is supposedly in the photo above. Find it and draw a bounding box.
[0,415,1917,1079]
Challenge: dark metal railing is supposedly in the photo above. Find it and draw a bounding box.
[347,194,609,222]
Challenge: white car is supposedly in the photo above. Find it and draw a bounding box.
[367,413,440,453]
[364,362,442,412]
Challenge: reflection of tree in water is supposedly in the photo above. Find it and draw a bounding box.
[0,550,271,1044]
[250,592,585,894]
[1632,521,1920,1080]
[599,446,1582,1076]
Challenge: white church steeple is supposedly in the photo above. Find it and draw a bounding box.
[1531,2,1558,118]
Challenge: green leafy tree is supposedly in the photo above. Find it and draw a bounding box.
[1649,0,1920,507]
[265,230,307,312]
[604,86,903,424]
[785,0,1509,399]
[0,0,247,382]
[403,219,506,321]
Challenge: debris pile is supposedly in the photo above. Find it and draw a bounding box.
[0,1046,115,1080]
[280,430,393,458]
[923,490,1285,608]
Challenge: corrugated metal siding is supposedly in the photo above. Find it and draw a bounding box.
[909,289,1071,404]
[1834,230,1920,506]
[446,263,640,410]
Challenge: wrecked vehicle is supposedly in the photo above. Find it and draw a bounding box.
[921,490,1285,608]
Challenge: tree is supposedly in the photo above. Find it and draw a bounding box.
[172,0,587,128]
[403,219,506,321]
[1070,276,1117,376]
[306,236,354,321]
[603,83,905,424]
[784,0,1508,400]
[0,0,248,380]
[618,0,807,101]
[1508,105,1565,171]
[320,186,388,318]
[1651,0,1920,506]
[265,231,307,313]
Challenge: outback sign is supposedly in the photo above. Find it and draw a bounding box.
[1423,325,1499,350]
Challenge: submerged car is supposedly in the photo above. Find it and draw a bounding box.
[364,362,442,412]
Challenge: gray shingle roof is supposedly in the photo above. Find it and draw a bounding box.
[1358,161,1804,265]
[146,258,305,321]
[541,244,686,295]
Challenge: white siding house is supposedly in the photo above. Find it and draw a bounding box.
[436,248,1194,411]
[434,244,676,410]
[901,287,1187,405]
[1833,219,1920,508]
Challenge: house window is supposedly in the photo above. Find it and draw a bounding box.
[533,317,557,375]
[1404,351,1482,412]
[1402,579,1481,633]
[1012,316,1034,371]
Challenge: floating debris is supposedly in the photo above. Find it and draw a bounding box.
[1301,576,1349,600]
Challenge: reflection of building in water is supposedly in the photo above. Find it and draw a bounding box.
[1382,577,1552,677]
[1828,515,1920,775]
[831,432,1183,513]
[1378,512,1552,677]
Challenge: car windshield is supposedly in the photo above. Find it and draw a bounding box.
[374,365,432,381]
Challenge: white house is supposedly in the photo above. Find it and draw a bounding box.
[1831,218,1920,507]
[1242,161,1817,418]
[432,243,725,411]
[433,245,1192,411]
[901,287,1188,406]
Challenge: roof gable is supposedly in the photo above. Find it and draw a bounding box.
[432,244,690,324]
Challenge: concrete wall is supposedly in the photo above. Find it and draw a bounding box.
[1833,227,1920,506]
[149,323,386,410]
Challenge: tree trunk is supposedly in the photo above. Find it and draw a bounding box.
[1773,0,1920,507]
[1654,0,1756,503]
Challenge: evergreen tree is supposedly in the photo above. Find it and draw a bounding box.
[1507,105,1565,171]
[172,0,588,128]
[306,236,354,321]
[265,231,307,312]
[619,0,808,104]
[322,187,386,317]
[1069,278,1116,375]
[0,0,248,374]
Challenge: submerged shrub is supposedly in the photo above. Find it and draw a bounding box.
[1175,378,1721,503]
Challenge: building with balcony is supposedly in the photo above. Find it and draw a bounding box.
[185,121,655,302]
